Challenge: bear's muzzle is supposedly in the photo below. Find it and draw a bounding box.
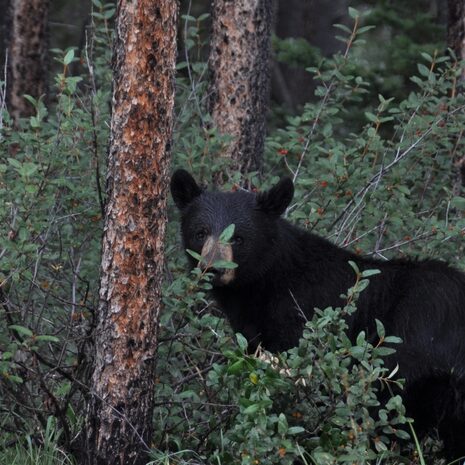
[200,236,236,285]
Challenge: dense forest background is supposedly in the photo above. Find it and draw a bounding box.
[1,0,464,464]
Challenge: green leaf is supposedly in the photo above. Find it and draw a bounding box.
[66,404,77,427]
[23,95,37,106]
[186,249,202,262]
[333,24,352,34]
[348,261,359,275]
[348,6,359,18]
[384,335,402,344]
[181,14,196,22]
[176,61,188,70]
[375,319,385,338]
[36,335,60,343]
[397,185,410,195]
[365,112,378,123]
[30,116,41,128]
[358,25,375,34]
[236,333,248,352]
[361,268,380,278]
[287,426,305,435]
[374,439,388,452]
[420,52,433,62]
[417,63,430,77]
[278,413,288,435]
[243,403,260,415]
[7,375,23,384]
[103,8,115,19]
[9,325,33,338]
[375,346,397,356]
[356,331,366,346]
[63,49,75,66]
[212,260,238,270]
[227,359,244,374]
[7,158,22,169]
[350,346,366,359]
[451,196,465,209]
[219,224,235,243]
[312,451,336,464]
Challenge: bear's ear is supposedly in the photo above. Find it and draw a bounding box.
[170,169,202,209]
[256,177,294,216]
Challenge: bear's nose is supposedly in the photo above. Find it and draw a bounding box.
[198,236,236,286]
[200,237,231,268]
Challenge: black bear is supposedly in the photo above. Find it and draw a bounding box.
[170,169,465,461]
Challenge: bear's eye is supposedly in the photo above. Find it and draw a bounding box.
[195,229,208,241]
[232,235,243,245]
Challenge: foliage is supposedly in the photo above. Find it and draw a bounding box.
[272,35,322,70]
[352,0,446,100]
[0,417,74,465]
[207,266,409,465]
[156,7,464,465]
[0,2,464,465]
[173,13,240,184]
[267,9,465,265]
[0,1,113,459]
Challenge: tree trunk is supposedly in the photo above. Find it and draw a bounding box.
[7,0,49,122]
[448,0,465,78]
[273,0,348,110]
[208,0,273,182]
[447,0,465,190]
[0,0,10,71]
[85,1,177,465]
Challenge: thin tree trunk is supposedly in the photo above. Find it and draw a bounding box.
[273,0,348,110]
[7,0,49,122]
[0,0,10,70]
[85,1,177,465]
[448,0,465,79]
[208,0,273,182]
[447,0,465,190]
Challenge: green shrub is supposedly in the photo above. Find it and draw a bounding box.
[0,1,113,455]
[155,8,464,465]
[0,417,74,465]
[0,4,463,465]
[203,265,408,465]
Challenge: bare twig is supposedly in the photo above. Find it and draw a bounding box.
[0,50,8,138]
[291,16,360,185]
[85,29,105,218]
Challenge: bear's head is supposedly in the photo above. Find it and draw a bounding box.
[170,169,294,287]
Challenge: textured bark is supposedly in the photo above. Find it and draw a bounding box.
[273,0,348,110]
[0,0,10,70]
[7,0,49,122]
[208,0,273,182]
[85,1,177,465]
[447,0,465,189]
[448,0,465,79]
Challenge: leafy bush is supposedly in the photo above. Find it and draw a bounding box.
[205,265,409,465]
[0,3,463,465]
[155,8,464,465]
[0,417,74,465]
[0,2,113,458]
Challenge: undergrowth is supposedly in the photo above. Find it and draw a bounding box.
[0,3,463,465]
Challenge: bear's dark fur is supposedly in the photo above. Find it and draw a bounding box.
[171,169,465,460]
